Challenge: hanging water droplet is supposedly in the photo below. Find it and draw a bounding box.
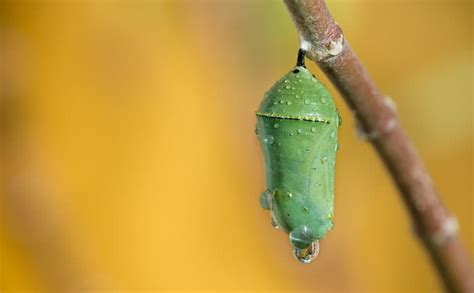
[310,127,316,133]
[293,240,320,264]
[259,190,273,210]
[273,123,279,129]
[304,99,310,105]
[321,156,328,164]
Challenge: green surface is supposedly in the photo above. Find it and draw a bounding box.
[256,66,340,250]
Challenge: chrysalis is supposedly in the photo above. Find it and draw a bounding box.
[256,49,341,263]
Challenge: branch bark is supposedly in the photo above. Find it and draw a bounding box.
[283,1,474,292]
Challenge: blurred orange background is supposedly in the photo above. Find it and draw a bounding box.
[0,0,472,291]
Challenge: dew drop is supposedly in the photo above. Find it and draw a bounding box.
[259,190,273,210]
[304,99,310,105]
[297,129,303,134]
[286,192,293,198]
[285,85,291,89]
[289,132,295,136]
[273,123,279,129]
[321,156,328,164]
[330,131,335,138]
[291,87,296,90]
[284,79,289,83]
[287,101,293,105]
[295,94,300,99]
[335,143,340,151]
[320,97,327,104]
[310,127,316,133]
[293,240,320,264]
[303,207,309,212]
[263,135,274,145]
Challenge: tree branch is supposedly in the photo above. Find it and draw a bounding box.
[283,0,474,291]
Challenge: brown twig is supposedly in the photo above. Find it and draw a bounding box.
[283,0,474,291]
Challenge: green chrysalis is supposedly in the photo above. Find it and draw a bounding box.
[256,49,341,263]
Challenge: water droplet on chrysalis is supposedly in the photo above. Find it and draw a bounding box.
[289,226,314,249]
[321,156,328,164]
[263,135,274,145]
[259,190,273,210]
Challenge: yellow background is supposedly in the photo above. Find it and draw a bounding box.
[1,0,472,291]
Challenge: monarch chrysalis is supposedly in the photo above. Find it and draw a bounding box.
[256,49,341,263]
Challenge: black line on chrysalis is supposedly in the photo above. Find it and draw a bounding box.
[296,49,306,68]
